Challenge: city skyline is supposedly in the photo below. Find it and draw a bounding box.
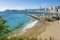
[0,0,60,11]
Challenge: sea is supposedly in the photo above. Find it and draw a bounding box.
[0,11,49,31]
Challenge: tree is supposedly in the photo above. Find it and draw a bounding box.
[0,16,10,36]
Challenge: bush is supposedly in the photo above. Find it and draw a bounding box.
[0,36,8,40]
[9,36,20,40]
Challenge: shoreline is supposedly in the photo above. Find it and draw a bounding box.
[8,20,38,38]
[22,20,38,32]
[19,20,47,37]
[8,12,60,39]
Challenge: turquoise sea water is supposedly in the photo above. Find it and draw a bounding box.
[0,11,49,31]
[0,13,34,30]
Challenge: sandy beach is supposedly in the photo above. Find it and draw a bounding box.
[39,21,60,40]
[8,14,60,40]
[22,20,38,32]
[8,20,38,38]
[21,21,60,40]
[19,20,47,38]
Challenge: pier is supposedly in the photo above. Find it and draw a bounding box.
[26,14,41,20]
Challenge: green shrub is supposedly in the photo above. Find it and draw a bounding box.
[9,36,20,40]
[0,36,8,40]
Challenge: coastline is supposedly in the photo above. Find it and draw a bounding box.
[8,20,38,38]
[8,12,60,39]
[22,20,38,32]
[19,20,47,38]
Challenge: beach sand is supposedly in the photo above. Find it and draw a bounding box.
[19,20,47,38]
[8,20,38,38]
[39,21,60,40]
[22,20,38,32]
[18,20,60,40]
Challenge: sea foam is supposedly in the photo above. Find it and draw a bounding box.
[22,20,38,32]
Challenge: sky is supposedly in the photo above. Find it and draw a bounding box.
[0,0,60,11]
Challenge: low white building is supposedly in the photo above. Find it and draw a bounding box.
[58,9,60,13]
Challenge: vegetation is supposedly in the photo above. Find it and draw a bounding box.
[0,16,10,37]
[9,36,20,40]
[0,36,8,40]
[0,36,55,40]
[52,16,60,20]
[45,16,60,22]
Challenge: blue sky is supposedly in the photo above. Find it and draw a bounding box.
[0,0,60,11]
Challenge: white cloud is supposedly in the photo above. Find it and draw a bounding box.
[0,6,25,11]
